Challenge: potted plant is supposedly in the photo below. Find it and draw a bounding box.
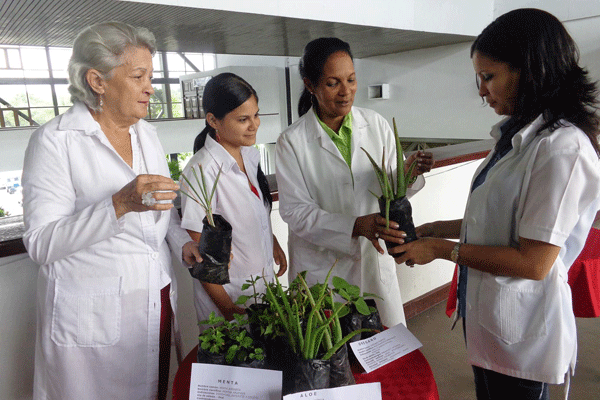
[263,266,374,394]
[180,163,231,284]
[362,117,419,257]
[332,276,383,343]
[197,312,266,369]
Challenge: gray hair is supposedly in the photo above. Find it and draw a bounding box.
[67,21,156,111]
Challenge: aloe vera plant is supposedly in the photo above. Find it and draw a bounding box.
[263,264,373,361]
[361,117,418,228]
[180,163,222,227]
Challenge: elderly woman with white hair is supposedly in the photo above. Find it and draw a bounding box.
[21,21,200,400]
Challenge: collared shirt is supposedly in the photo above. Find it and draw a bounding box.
[461,114,600,384]
[316,110,353,167]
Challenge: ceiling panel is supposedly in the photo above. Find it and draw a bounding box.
[0,0,474,58]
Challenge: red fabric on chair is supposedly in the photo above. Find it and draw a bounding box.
[445,266,459,318]
[568,228,600,318]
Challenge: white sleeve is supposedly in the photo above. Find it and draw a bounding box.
[22,129,124,265]
[275,134,357,255]
[520,145,600,247]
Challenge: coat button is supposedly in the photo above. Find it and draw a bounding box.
[151,252,159,260]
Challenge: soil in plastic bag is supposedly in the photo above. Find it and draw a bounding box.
[189,214,232,284]
[291,357,330,395]
[361,299,383,339]
[196,346,226,365]
[267,336,297,395]
[378,196,417,257]
[339,312,363,343]
[329,344,355,388]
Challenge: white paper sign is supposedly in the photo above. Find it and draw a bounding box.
[283,382,382,400]
[189,363,282,400]
[349,323,422,373]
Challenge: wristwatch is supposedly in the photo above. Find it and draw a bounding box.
[450,242,462,264]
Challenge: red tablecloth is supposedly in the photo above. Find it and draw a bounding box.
[173,346,439,400]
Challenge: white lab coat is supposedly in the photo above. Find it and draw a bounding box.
[462,115,600,384]
[180,136,275,323]
[22,102,191,400]
[276,106,423,327]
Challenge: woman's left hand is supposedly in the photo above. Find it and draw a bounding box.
[182,240,202,265]
[273,235,288,277]
[390,237,440,266]
[406,151,434,177]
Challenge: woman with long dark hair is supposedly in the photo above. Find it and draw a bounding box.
[181,72,287,323]
[276,38,433,327]
[392,9,600,399]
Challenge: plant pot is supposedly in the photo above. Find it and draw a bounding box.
[189,214,232,284]
[291,357,330,395]
[378,196,417,257]
[361,299,383,339]
[197,346,227,365]
[266,335,297,394]
[329,343,355,388]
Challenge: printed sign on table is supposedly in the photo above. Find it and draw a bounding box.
[283,382,381,400]
[349,323,423,373]
[189,363,282,400]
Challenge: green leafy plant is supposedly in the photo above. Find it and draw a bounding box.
[180,163,222,227]
[198,312,265,365]
[263,265,373,360]
[331,276,381,317]
[361,117,418,228]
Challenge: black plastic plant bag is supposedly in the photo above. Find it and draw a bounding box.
[339,311,363,343]
[329,343,355,388]
[197,346,227,365]
[267,336,297,395]
[291,357,330,394]
[361,299,383,339]
[189,214,231,284]
[378,196,417,257]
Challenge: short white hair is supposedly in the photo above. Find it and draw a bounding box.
[67,21,156,111]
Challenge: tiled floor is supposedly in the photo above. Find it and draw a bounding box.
[168,301,600,399]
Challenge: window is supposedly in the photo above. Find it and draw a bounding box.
[0,44,215,128]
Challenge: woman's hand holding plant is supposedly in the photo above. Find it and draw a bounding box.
[406,151,434,178]
[273,235,288,277]
[112,174,179,219]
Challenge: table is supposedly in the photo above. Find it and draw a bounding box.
[173,345,439,400]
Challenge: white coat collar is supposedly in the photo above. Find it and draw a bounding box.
[304,106,369,161]
[58,101,157,138]
[58,101,160,174]
[489,114,546,155]
[204,135,260,175]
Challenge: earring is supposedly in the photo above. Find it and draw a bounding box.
[215,130,221,143]
[99,96,104,107]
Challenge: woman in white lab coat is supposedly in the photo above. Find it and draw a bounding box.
[22,22,199,400]
[276,37,433,327]
[392,9,600,399]
[181,72,287,324]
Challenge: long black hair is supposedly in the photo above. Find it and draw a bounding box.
[471,8,600,155]
[297,37,353,117]
[192,72,272,208]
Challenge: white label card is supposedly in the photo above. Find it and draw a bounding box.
[283,382,382,400]
[189,363,282,400]
[349,323,423,373]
